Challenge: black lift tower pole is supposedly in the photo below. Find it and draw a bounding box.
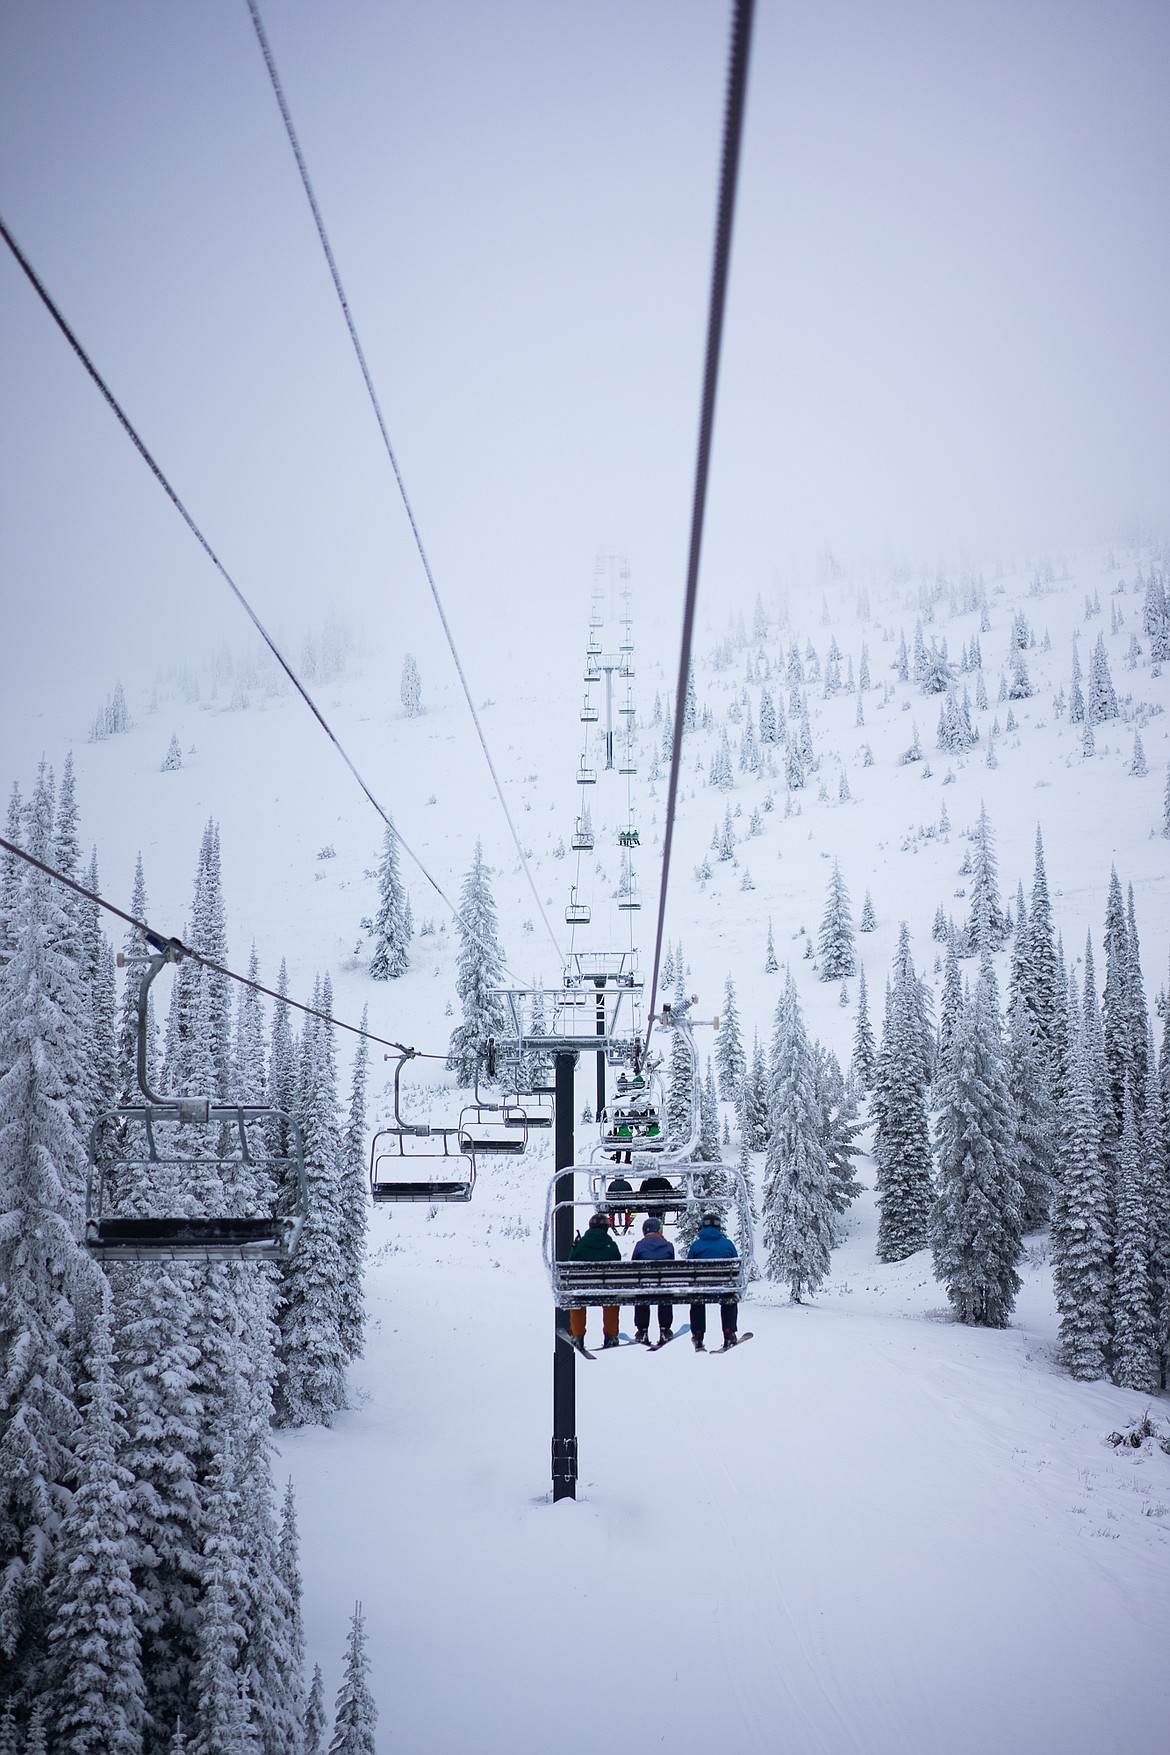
[552,1051,577,1500]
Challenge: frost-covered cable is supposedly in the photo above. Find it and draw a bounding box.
[0,833,449,1058]
[0,214,524,987]
[645,0,755,1049]
[244,0,563,970]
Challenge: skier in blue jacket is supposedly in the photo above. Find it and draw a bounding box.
[630,1217,674,1344]
[687,1211,739,1350]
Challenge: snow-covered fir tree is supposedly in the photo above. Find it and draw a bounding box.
[338,1018,370,1365]
[715,976,746,1100]
[960,804,1009,956]
[816,861,856,980]
[0,764,94,1698]
[399,653,422,717]
[48,1305,145,1755]
[1051,1008,1111,1380]
[1110,1082,1157,1390]
[696,1060,720,1163]
[328,1606,377,1755]
[365,826,412,980]
[872,927,934,1261]
[1086,632,1118,723]
[761,976,836,1299]
[447,841,507,1085]
[931,962,1023,1327]
[738,1034,769,1154]
[851,966,876,1091]
[305,1668,326,1755]
[276,983,347,1427]
[858,891,876,933]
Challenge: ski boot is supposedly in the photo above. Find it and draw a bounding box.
[633,1328,650,1345]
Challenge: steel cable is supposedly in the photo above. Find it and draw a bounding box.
[645,0,755,1048]
[0,213,525,988]
[244,0,564,969]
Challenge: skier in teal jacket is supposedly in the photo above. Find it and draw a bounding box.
[687,1212,738,1351]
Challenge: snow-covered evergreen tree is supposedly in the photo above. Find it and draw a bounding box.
[764,920,778,974]
[399,653,422,717]
[715,976,746,1100]
[1110,1083,1157,1391]
[872,929,934,1261]
[305,1668,326,1755]
[960,804,1009,955]
[858,891,876,933]
[738,1034,769,1154]
[339,1020,370,1364]
[851,966,876,1091]
[696,1060,720,1162]
[328,1606,377,1755]
[761,977,835,1299]
[931,963,1023,1326]
[48,1306,145,1755]
[276,985,346,1427]
[1051,1019,1111,1380]
[1087,632,1118,723]
[0,765,93,1694]
[447,842,507,1086]
[816,861,856,981]
[365,827,411,981]
[190,1443,256,1755]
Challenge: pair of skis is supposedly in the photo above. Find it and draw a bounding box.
[558,1324,752,1361]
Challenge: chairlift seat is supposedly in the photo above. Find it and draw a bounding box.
[85,1215,301,1262]
[577,767,597,785]
[571,829,595,851]
[580,702,599,723]
[557,1258,742,1305]
[370,1177,473,1204]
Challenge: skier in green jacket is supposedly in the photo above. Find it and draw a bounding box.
[568,1211,621,1351]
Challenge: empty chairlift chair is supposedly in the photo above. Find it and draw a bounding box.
[370,1052,476,1203]
[85,939,308,1262]
[457,1078,529,1157]
[565,886,591,926]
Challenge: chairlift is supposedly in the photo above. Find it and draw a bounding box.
[618,700,636,717]
[86,940,308,1261]
[504,1090,554,1130]
[589,610,603,629]
[617,827,640,848]
[572,818,595,852]
[619,662,635,680]
[565,888,591,926]
[587,635,602,657]
[617,893,642,913]
[542,1164,754,1307]
[618,757,637,776]
[580,698,599,724]
[369,1053,475,1202]
[458,1100,528,1156]
[577,764,597,786]
[584,662,601,684]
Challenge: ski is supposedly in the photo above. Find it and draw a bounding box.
[711,1331,753,1353]
[648,1323,690,1352]
[556,1327,595,1360]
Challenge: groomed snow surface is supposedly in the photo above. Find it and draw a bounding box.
[283,1156,1170,1755]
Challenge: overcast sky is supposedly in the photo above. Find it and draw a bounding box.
[2,0,1169,736]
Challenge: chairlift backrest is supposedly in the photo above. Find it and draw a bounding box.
[85,945,308,1262]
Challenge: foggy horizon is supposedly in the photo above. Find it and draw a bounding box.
[3,0,1169,740]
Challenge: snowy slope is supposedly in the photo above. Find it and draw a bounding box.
[6,543,1170,1750]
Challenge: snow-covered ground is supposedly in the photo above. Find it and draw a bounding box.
[7,543,1170,1749]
